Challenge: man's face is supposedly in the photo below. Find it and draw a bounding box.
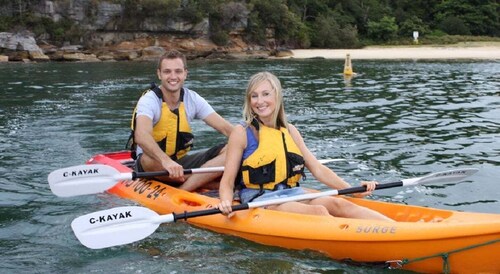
[157,58,188,93]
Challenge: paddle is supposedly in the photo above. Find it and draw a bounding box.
[71,168,478,249]
[48,159,346,197]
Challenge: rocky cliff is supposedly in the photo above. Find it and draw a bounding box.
[0,0,291,62]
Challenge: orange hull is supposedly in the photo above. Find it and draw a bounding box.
[88,151,500,273]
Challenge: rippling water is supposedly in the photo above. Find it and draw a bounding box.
[1,59,499,273]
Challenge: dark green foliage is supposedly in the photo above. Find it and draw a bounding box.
[434,0,499,36]
[0,16,13,32]
[210,30,230,46]
[0,0,498,48]
[367,16,398,42]
[438,16,470,35]
[398,16,430,37]
[310,15,359,48]
[246,0,309,47]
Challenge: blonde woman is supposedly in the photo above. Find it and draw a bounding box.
[217,72,393,221]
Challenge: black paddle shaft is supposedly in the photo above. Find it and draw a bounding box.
[338,181,403,195]
[131,170,195,179]
[170,181,404,221]
[172,204,250,221]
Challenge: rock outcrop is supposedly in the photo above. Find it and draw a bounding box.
[0,30,277,62]
[0,1,280,62]
[0,32,50,62]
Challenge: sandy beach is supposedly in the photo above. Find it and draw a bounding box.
[289,42,500,60]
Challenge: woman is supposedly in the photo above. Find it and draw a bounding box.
[217,72,393,221]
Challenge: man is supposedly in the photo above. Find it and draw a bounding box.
[132,50,233,191]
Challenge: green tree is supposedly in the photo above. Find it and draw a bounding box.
[334,0,392,36]
[287,0,329,22]
[310,14,358,48]
[389,0,438,26]
[398,15,430,37]
[247,0,308,47]
[367,15,398,41]
[438,16,470,35]
[435,0,499,36]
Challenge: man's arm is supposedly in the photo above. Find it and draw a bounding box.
[203,112,234,137]
[134,115,175,167]
[134,115,185,179]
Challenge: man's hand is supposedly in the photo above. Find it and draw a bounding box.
[161,158,185,181]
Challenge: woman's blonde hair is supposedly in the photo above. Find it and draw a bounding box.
[243,72,288,129]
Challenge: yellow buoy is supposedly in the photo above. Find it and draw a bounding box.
[343,53,354,76]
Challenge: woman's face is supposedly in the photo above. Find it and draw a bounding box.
[250,80,276,123]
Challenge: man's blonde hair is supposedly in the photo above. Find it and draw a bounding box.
[157,50,187,70]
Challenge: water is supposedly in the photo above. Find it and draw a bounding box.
[1,59,499,273]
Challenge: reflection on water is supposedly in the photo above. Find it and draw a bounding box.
[0,59,499,273]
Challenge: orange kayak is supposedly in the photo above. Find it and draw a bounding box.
[88,151,500,273]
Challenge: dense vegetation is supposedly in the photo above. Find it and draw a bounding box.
[1,0,499,48]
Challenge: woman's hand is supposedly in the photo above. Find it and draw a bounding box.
[216,200,235,218]
[352,180,378,198]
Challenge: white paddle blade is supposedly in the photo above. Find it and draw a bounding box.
[318,159,346,164]
[402,168,479,186]
[48,164,129,197]
[71,206,171,249]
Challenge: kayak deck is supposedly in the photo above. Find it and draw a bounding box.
[88,151,500,273]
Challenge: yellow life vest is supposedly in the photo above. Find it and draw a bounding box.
[241,120,305,190]
[153,96,193,160]
[128,84,193,160]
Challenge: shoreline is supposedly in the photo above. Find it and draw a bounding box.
[2,43,500,63]
[288,44,500,60]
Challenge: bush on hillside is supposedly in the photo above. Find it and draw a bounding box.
[438,16,471,35]
[367,16,398,42]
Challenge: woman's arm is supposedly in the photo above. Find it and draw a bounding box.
[218,125,247,214]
